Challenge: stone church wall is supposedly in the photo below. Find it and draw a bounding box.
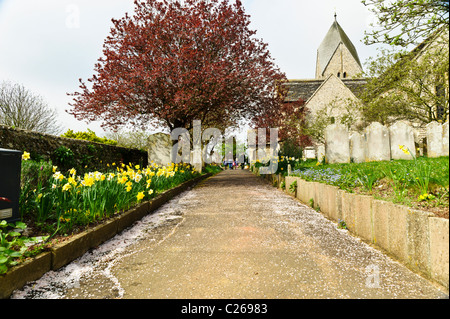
[305,74,362,124]
[320,43,363,79]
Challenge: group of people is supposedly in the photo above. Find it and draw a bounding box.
[223,159,246,170]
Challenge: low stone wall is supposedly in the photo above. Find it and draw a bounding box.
[274,174,449,290]
[0,125,148,170]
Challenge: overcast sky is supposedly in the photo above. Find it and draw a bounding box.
[0,0,391,137]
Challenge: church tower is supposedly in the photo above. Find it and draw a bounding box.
[315,14,363,79]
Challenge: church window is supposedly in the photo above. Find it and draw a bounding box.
[343,72,347,78]
[337,72,340,78]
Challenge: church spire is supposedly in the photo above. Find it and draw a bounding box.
[315,15,363,79]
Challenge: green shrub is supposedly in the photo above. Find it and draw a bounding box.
[61,129,118,146]
[20,160,54,220]
[289,180,297,193]
[53,146,75,168]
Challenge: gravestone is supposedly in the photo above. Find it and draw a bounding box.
[303,147,316,160]
[148,132,172,166]
[364,122,390,162]
[442,122,449,156]
[324,124,350,163]
[316,144,325,162]
[349,132,365,163]
[247,129,257,164]
[389,120,416,160]
[426,122,443,158]
[192,120,202,172]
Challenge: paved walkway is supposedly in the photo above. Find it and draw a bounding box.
[13,170,448,299]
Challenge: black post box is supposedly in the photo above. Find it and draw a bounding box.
[0,148,22,223]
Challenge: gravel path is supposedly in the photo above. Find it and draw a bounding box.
[11,170,448,299]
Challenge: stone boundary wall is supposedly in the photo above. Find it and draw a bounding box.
[262,173,448,291]
[323,120,449,164]
[0,125,148,169]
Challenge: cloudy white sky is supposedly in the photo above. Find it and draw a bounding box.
[0,0,391,136]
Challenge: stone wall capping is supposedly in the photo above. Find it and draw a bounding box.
[0,125,148,168]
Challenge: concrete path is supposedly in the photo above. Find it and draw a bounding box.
[12,170,448,299]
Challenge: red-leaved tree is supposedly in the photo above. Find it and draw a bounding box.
[68,0,286,133]
[252,90,311,149]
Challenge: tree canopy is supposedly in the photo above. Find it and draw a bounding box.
[0,81,61,135]
[359,31,449,125]
[363,0,449,47]
[68,0,286,133]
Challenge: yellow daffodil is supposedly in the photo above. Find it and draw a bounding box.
[53,172,64,181]
[22,151,30,161]
[117,175,128,184]
[62,183,71,192]
[68,176,77,186]
[136,192,145,201]
[398,145,410,155]
[82,176,95,187]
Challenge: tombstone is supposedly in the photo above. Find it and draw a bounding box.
[442,122,449,156]
[192,120,202,172]
[303,147,316,160]
[148,132,172,166]
[413,129,423,157]
[247,129,257,164]
[426,121,443,158]
[364,122,390,162]
[349,132,365,163]
[324,124,350,164]
[422,137,428,157]
[389,120,416,160]
[316,144,325,162]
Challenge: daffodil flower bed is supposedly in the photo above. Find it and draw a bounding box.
[19,161,205,237]
[0,156,221,275]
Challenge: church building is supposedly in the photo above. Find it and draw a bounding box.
[283,15,367,148]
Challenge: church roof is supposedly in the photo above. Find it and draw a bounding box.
[317,18,362,76]
[283,79,323,103]
[282,78,367,103]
